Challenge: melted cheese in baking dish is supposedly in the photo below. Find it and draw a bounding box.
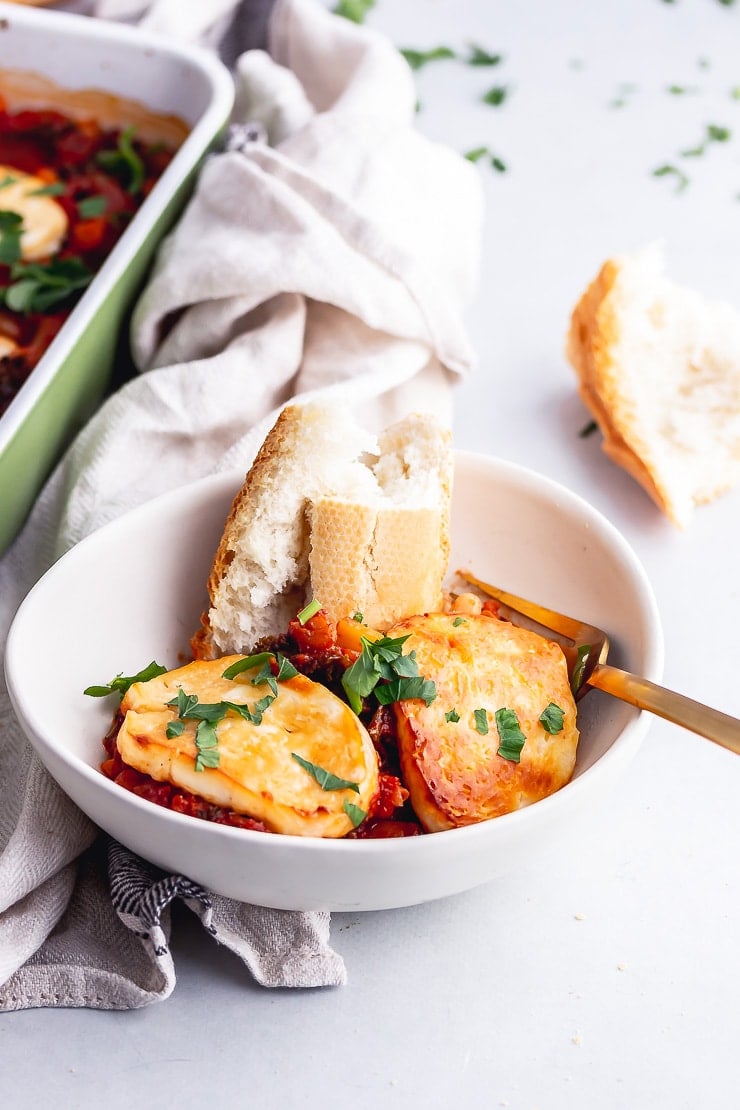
[387,612,579,832]
[118,656,379,838]
[0,164,68,261]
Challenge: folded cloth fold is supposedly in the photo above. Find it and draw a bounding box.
[0,0,483,1008]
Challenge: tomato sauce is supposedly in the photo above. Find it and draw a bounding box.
[0,97,175,417]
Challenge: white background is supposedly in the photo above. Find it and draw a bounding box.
[5,1,740,1107]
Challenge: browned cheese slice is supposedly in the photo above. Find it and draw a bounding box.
[386,613,579,831]
[118,656,379,838]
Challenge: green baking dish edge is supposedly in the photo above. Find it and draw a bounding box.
[0,149,220,558]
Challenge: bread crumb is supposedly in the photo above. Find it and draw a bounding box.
[617,962,628,971]
[574,912,586,921]
[572,1032,583,1046]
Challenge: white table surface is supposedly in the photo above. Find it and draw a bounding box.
[5,1,740,1107]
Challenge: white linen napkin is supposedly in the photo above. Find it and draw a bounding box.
[0,0,482,1008]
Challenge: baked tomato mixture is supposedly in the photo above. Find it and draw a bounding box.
[0,97,175,416]
[97,595,576,842]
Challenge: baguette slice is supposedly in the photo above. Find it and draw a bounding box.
[192,402,453,659]
[566,244,740,527]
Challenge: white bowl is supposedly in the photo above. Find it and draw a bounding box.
[4,453,664,911]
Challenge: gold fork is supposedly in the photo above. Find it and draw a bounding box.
[459,570,740,756]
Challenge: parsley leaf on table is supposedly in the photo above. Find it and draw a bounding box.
[332,0,375,23]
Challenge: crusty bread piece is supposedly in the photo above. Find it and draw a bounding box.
[192,402,453,658]
[566,243,740,527]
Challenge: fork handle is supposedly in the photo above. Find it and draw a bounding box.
[589,664,740,755]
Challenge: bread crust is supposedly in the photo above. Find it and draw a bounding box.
[193,404,336,659]
[309,499,446,629]
[567,250,740,527]
[193,403,453,658]
[566,258,679,521]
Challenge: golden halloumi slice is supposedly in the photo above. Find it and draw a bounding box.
[118,656,379,838]
[386,613,579,831]
[0,164,68,261]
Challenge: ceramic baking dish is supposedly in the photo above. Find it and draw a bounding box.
[0,2,234,555]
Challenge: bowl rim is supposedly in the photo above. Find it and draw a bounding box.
[4,451,665,857]
[0,1,235,456]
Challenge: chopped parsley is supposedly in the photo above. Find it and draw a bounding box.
[571,644,592,695]
[681,123,731,158]
[399,45,456,71]
[579,419,599,438]
[466,44,502,67]
[84,660,167,700]
[96,126,145,195]
[482,85,509,107]
[452,616,467,626]
[77,194,107,219]
[296,598,321,624]
[445,708,461,723]
[473,708,489,735]
[221,651,298,697]
[341,633,436,714]
[164,685,280,771]
[464,146,507,172]
[193,720,220,772]
[352,611,364,623]
[291,753,360,793]
[343,800,367,828]
[27,182,65,197]
[708,123,732,142]
[0,210,23,266]
[652,163,689,193]
[3,256,94,313]
[495,707,526,762]
[539,703,565,735]
[332,0,375,22]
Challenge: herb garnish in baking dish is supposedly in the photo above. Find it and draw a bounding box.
[0,103,177,416]
[96,126,146,195]
[0,210,23,265]
[4,257,94,314]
